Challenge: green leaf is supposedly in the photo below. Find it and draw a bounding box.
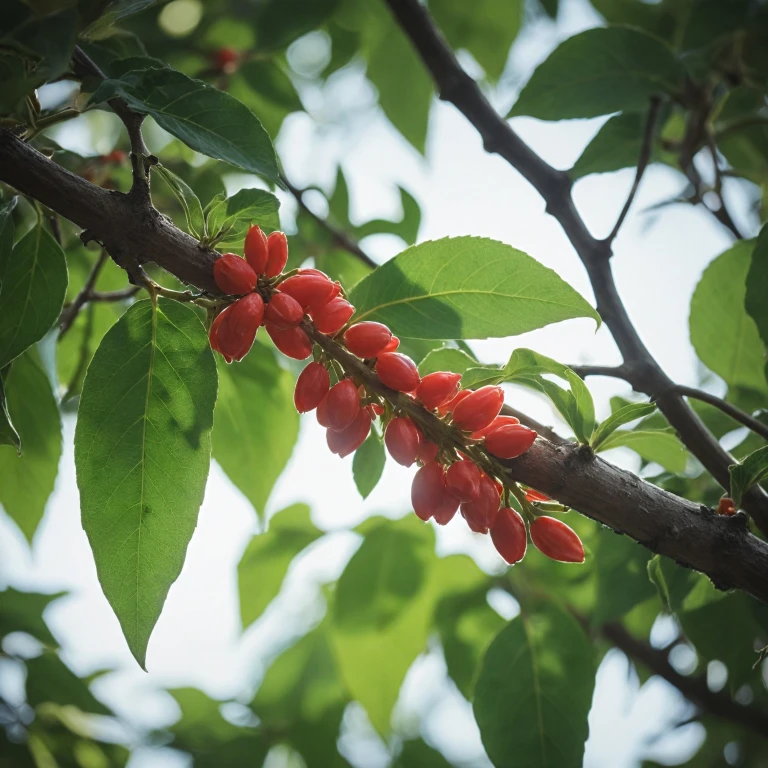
[647,555,697,614]
[690,240,767,394]
[238,504,322,631]
[462,349,595,443]
[352,431,385,499]
[0,222,68,370]
[395,740,453,768]
[255,0,340,51]
[90,67,281,185]
[729,444,768,508]
[596,428,687,473]
[75,299,217,668]
[82,0,163,40]
[746,224,768,352]
[591,401,657,449]
[155,164,206,239]
[0,587,65,646]
[212,341,298,519]
[473,603,596,768]
[349,237,599,341]
[0,366,20,452]
[509,26,681,120]
[418,347,478,376]
[355,187,421,245]
[0,352,62,542]
[205,188,281,250]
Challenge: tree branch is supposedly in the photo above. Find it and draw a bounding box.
[59,249,108,338]
[674,385,768,442]
[378,0,768,535]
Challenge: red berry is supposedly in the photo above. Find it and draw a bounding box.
[324,379,360,432]
[208,309,229,361]
[445,459,481,502]
[416,371,461,410]
[433,489,460,525]
[452,386,504,432]
[244,225,269,274]
[438,388,470,416]
[343,322,393,358]
[311,297,355,334]
[216,293,264,362]
[265,323,312,360]
[717,497,736,516]
[381,336,400,353]
[460,474,500,534]
[106,150,127,163]
[491,508,527,565]
[316,393,331,427]
[485,424,537,459]
[265,231,289,278]
[416,439,439,463]
[294,362,330,413]
[265,291,304,330]
[367,403,385,417]
[530,516,584,563]
[470,414,521,440]
[278,274,338,311]
[327,409,371,458]
[385,416,423,467]
[213,253,257,295]
[376,352,420,393]
[525,488,550,503]
[411,462,444,522]
[214,46,239,70]
[298,267,331,279]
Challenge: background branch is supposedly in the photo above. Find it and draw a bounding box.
[59,249,107,338]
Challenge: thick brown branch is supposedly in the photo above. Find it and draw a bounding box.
[379,0,768,535]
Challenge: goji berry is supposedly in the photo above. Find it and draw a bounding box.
[216,293,263,362]
[376,352,420,392]
[327,409,371,457]
[294,362,330,413]
[385,416,423,467]
[445,459,481,502]
[316,392,331,427]
[367,403,385,417]
[530,516,584,563]
[265,291,304,330]
[525,488,550,503]
[491,507,527,565]
[244,225,269,274]
[416,439,439,463]
[470,414,521,440]
[343,322,393,358]
[324,379,361,432]
[213,46,239,70]
[411,462,445,522]
[460,474,500,534]
[437,389,470,416]
[311,297,355,334]
[452,386,504,432]
[208,309,230,362]
[265,323,312,360]
[214,253,257,295]
[278,274,338,311]
[265,231,289,278]
[485,424,537,459]
[416,371,461,410]
[433,490,460,526]
[381,336,400,353]
[717,497,736,516]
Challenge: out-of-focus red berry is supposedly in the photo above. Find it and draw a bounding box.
[717,497,736,516]
[265,231,289,278]
[470,414,521,440]
[294,362,330,413]
[213,46,240,71]
[485,424,537,459]
[325,379,360,432]
[265,322,312,360]
[214,253,257,295]
[327,408,371,457]
[530,516,585,563]
[445,459,481,502]
[376,352,420,392]
[265,291,304,330]
[416,371,461,410]
[105,150,127,163]
[460,474,500,534]
[491,508,527,565]
[244,225,269,274]
[385,416,423,467]
[452,386,504,432]
[311,297,355,334]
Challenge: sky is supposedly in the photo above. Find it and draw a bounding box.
[0,0,754,766]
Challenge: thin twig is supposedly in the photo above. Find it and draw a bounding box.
[674,385,768,442]
[606,97,661,244]
[59,250,108,338]
[90,286,141,302]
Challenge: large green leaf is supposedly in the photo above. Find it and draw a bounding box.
[90,67,281,185]
[596,428,687,473]
[0,222,68,371]
[348,237,599,341]
[509,26,681,120]
[75,299,217,668]
[0,365,20,452]
[0,352,62,542]
[746,224,768,353]
[473,603,596,768]
[238,504,322,631]
[212,340,298,519]
[418,347,478,376]
[205,188,281,250]
[729,444,768,508]
[352,431,385,499]
[395,740,453,768]
[690,240,767,394]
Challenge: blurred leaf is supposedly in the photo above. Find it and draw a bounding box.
[349,237,599,341]
[90,67,281,185]
[79,31,148,71]
[352,431,385,499]
[239,61,302,113]
[0,366,20,452]
[255,0,340,52]
[356,187,421,245]
[690,240,767,395]
[0,222,68,371]
[647,555,697,614]
[213,340,298,519]
[597,428,687,473]
[591,401,657,449]
[509,27,680,120]
[155,164,205,239]
[395,739,452,768]
[315,250,372,292]
[746,224,768,352]
[0,352,61,542]
[83,0,162,39]
[474,603,595,768]
[238,504,322,630]
[205,188,280,250]
[75,299,217,669]
[0,587,65,646]
[729,444,768,508]
[430,0,522,82]
[418,347,478,376]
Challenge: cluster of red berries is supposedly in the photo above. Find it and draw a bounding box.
[208,226,585,567]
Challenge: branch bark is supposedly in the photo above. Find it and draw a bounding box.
[379,0,768,536]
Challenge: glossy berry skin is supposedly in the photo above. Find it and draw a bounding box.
[718,497,736,516]
[437,388,470,416]
[265,292,304,330]
[214,253,257,295]
[530,516,585,563]
[316,393,331,428]
[433,490,460,525]
[344,322,393,358]
[416,372,461,410]
[327,409,371,458]
[215,293,264,362]
[208,308,230,361]
[491,508,527,565]
[381,336,400,353]
[311,297,355,334]
[376,352,420,393]
[485,424,537,459]
[385,417,423,467]
[416,440,439,463]
[264,231,289,277]
[460,474,500,534]
[294,362,330,413]
[445,459,481,502]
[525,488,550,503]
[278,274,337,311]
[470,414,520,440]
[452,386,504,432]
[325,379,361,432]
[265,323,312,360]
[244,225,269,274]
[367,403,385,417]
